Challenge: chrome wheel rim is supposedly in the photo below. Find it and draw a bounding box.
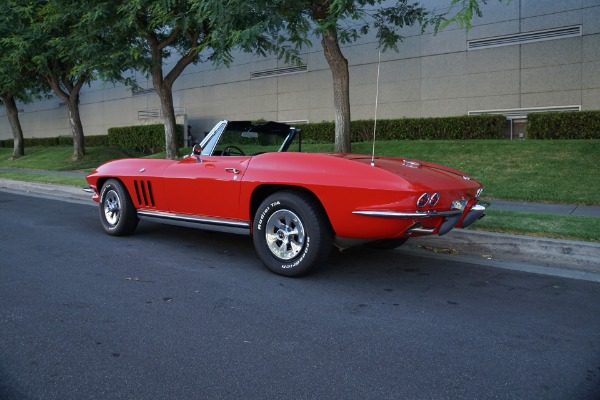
[103,189,121,226]
[265,209,305,261]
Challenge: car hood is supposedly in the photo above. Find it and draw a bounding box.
[326,153,479,189]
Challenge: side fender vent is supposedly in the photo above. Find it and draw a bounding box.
[134,180,155,207]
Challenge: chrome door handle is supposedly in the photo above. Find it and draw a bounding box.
[225,168,240,174]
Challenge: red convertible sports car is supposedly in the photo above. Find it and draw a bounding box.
[86,120,485,277]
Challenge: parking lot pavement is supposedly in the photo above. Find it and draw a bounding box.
[1,177,599,282]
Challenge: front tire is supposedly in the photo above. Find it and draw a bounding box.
[99,179,138,236]
[253,191,332,277]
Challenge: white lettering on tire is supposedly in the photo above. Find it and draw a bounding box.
[281,237,310,269]
[257,200,282,231]
[257,206,269,231]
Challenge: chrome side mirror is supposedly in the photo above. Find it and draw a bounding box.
[192,144,202,163]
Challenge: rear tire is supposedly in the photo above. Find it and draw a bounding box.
[99,179,138,236]
[253,191,332,277]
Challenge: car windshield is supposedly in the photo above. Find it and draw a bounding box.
[200,121,301,156]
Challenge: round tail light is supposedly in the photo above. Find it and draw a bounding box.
[429,192,440,207]
[416,193,430,208]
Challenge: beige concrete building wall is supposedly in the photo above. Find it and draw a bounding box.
[1,0,599,139]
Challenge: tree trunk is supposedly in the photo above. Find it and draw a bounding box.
[46,72,87,161]
[321,27,352,153]
[157,84,179,159]
[67,94,85,161]
[150,59,179,159]
[148,37,179,160]
[144,26,202,159]
[1,94,25,159]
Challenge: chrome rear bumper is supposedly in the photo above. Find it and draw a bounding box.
[460,204,486,228]
[352,209,463,219]
[353,203,486,236]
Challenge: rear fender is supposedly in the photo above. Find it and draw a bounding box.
[248,184,333,235]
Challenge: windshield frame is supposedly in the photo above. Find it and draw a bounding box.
[198,120,299,156]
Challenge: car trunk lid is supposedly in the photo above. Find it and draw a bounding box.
[327,153,477,190]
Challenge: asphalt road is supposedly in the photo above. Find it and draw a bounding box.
[1,191,599,400]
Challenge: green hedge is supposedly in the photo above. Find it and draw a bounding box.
[528,111,600,139]
[56,135,110,147]
[3,111,596,149]
[0,137,59,147]
[108,124,184,152]
[300,115,506,142]
[85,135,110,147]
[0,134,109,148]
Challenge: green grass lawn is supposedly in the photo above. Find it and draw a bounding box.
[1,140,599,242]
[228,139,600,205]
[3,140,599,204]
[349,140,600,205]
[0,171,87,187]
[470,210,600,242]
[0,146,132,171]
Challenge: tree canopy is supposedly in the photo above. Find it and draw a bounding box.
[1,0,133,160]
[0,1,50,158]
[116,0,305,159]
[116,0,224,159]
[258,0,495,152]
[1,0,497,158]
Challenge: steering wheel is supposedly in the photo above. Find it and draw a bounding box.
[223,145,245,156]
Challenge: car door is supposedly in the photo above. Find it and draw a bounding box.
[162,155,251,221]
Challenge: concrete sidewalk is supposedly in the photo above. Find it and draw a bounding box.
[485,199,600,218]
[1,176,599,282]
[0,179,91,202]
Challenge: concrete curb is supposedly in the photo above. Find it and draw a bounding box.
[0,179,91,202]
[407,230,600,277]
[2,178,599,282]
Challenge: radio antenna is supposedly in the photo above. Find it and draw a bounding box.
[370,50,382,167]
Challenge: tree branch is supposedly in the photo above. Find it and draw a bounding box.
[45,69,69,102]
[158,27,182,50]
[72,70,90,96]
[164,28,204,88]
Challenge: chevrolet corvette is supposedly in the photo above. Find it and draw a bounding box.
[86,120,485,276]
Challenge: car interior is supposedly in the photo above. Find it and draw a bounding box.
[208,121,302,156]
